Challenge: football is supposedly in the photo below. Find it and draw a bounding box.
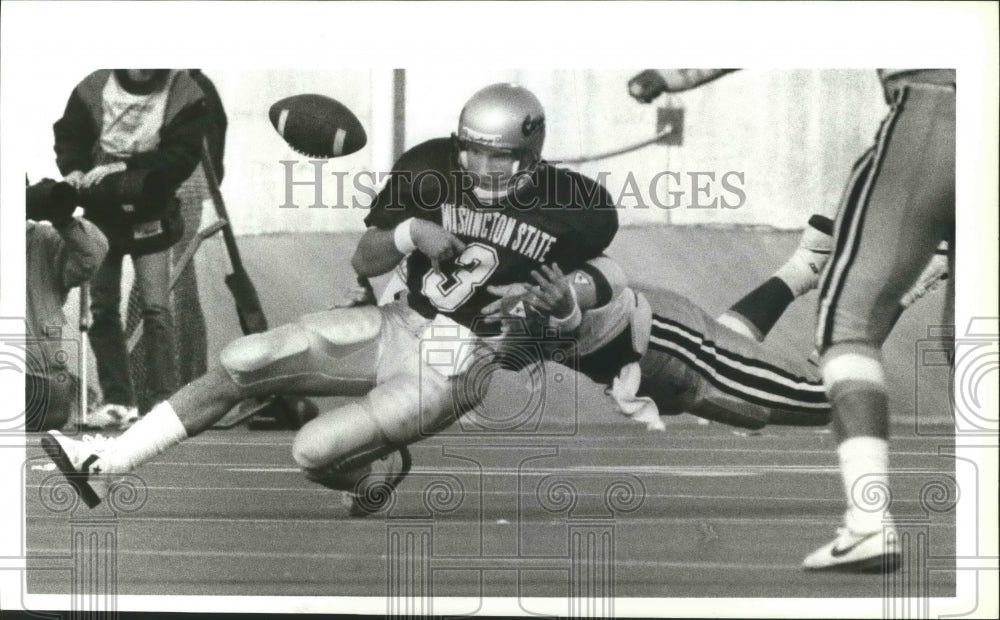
[268,94,367,158]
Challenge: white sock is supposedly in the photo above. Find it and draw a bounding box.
[774,248,825,298]
[838,436,890,533]
[103,401,188,473]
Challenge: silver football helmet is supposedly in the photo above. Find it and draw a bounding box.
[454,83,546,202]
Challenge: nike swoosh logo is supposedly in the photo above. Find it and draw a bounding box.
[82,453,101,476]
[830,531,881,557]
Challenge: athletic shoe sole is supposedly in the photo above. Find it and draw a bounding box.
[40,433,101,508]
[804,552,901,574]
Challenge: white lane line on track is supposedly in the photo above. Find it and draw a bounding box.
[77,438,941,450]
[218,466,767,476]
[170,434,942,446]
[226,465,772,478]
[109,461,937,471]
[69,447,939,458]
[22,548,949,571]
[221,464,947,475]
[27,515,849,524]
[22,485,948,505]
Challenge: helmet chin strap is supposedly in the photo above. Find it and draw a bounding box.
[470,163,531,203]
[472,184,510,203]
[459,153,538,204]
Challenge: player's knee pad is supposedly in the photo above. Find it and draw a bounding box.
[298,307,382,350]
[219,324,312,388]
[219,308,383,391]
[820,344,886,397]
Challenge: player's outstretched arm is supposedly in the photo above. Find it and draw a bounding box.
[628,69,739,102]
[354,219,467,277]
[352,227,406,277]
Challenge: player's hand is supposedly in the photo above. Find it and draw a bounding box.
[81,162,127,189]
[481,283,532,323]
[63,170,85,189]
[527,264,575,319]
[411,219,467,271]
[901,252,949,309]
[628,69,669,103]
[329,284,377,309]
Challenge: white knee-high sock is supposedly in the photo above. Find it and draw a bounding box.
[838,436,890,533]
[103,401,188,473]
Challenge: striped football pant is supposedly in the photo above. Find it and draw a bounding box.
[817,80,955,350]
[638,289,830,429]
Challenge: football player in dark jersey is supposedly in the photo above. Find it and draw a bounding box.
[485,258,832,433]
[42,83,619,516]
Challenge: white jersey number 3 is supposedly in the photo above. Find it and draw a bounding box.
[423,242,499,312]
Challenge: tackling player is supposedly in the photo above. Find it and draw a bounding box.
[42,83,619,516]
[485,259,832,433]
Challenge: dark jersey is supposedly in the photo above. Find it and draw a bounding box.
[364,138,619,336]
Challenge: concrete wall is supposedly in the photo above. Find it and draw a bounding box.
[405,69,888,228]
[25,69,887,233]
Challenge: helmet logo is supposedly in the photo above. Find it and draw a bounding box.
[459,126,503,146]
[521,114,545,137]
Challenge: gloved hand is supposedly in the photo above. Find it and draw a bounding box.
[628,70,669,103]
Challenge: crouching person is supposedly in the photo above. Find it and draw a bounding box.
[25,179,109,432]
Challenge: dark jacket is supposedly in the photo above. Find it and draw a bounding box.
[188,69,228,182]
[53,70,208,253]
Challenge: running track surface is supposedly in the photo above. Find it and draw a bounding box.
[26,227,956,603]
[24,416,956,600]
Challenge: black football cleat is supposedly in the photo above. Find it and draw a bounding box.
[345,446,412,518]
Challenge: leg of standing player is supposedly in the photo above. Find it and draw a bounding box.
[88,249,138,411]
[132,249,177,411]
[718,214,948,345]
[803,76,955,572]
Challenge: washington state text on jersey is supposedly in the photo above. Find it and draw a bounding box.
[441,203,556,263]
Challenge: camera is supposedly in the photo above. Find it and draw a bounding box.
[419,316,580,437]
[26,179,77,225]
[78,168,172,219]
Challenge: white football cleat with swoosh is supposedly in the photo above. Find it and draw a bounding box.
[803,525,901,573]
